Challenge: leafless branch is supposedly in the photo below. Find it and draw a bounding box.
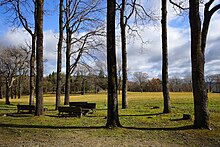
[169,0,189,10]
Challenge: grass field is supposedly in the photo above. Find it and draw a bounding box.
[0,92,219,146]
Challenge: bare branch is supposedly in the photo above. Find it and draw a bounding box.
[169,0,189,10]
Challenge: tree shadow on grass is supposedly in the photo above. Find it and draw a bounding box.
[120,112,163,117]
[0,123,194,131]
[2,113,34,117]
[0,123,105,129]
[122,125,194,131]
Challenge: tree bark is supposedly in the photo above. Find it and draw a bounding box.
[161,0,171,113]
[5,79,10,105]
[35,0,44,116]
[0,79,2,99]
[64,0,71,105]
[11,85,14,99]
[189,0,209,129]
[56,0,64,110]
[29,34,36,105]
[18,72,21,99]
[106,0,121,128]
[120,0,128,109]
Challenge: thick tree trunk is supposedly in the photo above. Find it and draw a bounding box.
[189,0,209,129]
[56,0,64,110]
[35,0,44,116]
[29,35,36,105]
[106,0,121,128]
[161,0,171,113]
[120,0,128,109]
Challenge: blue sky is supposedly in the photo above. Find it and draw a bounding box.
[0,0,220,79]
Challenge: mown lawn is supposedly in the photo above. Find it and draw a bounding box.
[0,92,219,146]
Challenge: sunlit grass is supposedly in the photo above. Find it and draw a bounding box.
[0,92,219,146]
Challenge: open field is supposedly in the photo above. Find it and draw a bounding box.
[0,92,219,146]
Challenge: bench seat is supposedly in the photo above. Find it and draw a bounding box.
[58,106,82,117]
[17,105,35,113]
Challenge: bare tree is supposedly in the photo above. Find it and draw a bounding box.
[161,0,171,113]
[117,0,155,109]
[169,0,220,129]
[0,0,37,106]
[189,0,220,129]
[56,0,64,110]
[119,0,129,109]
[133,72,148,92]
[106,0,121,128]
[63,0,104,105]
[206,74,220,92]
[0,46,29,104]
[35,0,44,116]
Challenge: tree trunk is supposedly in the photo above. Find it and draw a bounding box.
[5,79,10,105]
[189,0,209,129]
[29,35,36,105]
[161,0,171,113]
[81,79,85,95]
[35,0,44,116]
[64,0,71,105]
[106,0,121,128]
[120,0,128,109]
[18,72,21,99]
[0,77,2,99]
[11,86,14,99]
[56,0,64,110]
[0,81,2,99]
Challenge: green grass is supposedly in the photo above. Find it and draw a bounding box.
[0,92,219,146]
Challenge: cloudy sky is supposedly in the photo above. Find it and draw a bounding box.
[0,0,220,79]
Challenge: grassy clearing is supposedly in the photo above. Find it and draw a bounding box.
[0,92,219,146]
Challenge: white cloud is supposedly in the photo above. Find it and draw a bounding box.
[122,1,220,79]
[0,28,31,46]
[0,28,59,75]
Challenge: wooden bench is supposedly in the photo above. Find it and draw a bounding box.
[17,105,35,113]
[58,106,82,117]
[69,102,96,114]
[69,102,88,107]
[84,103,96,112]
